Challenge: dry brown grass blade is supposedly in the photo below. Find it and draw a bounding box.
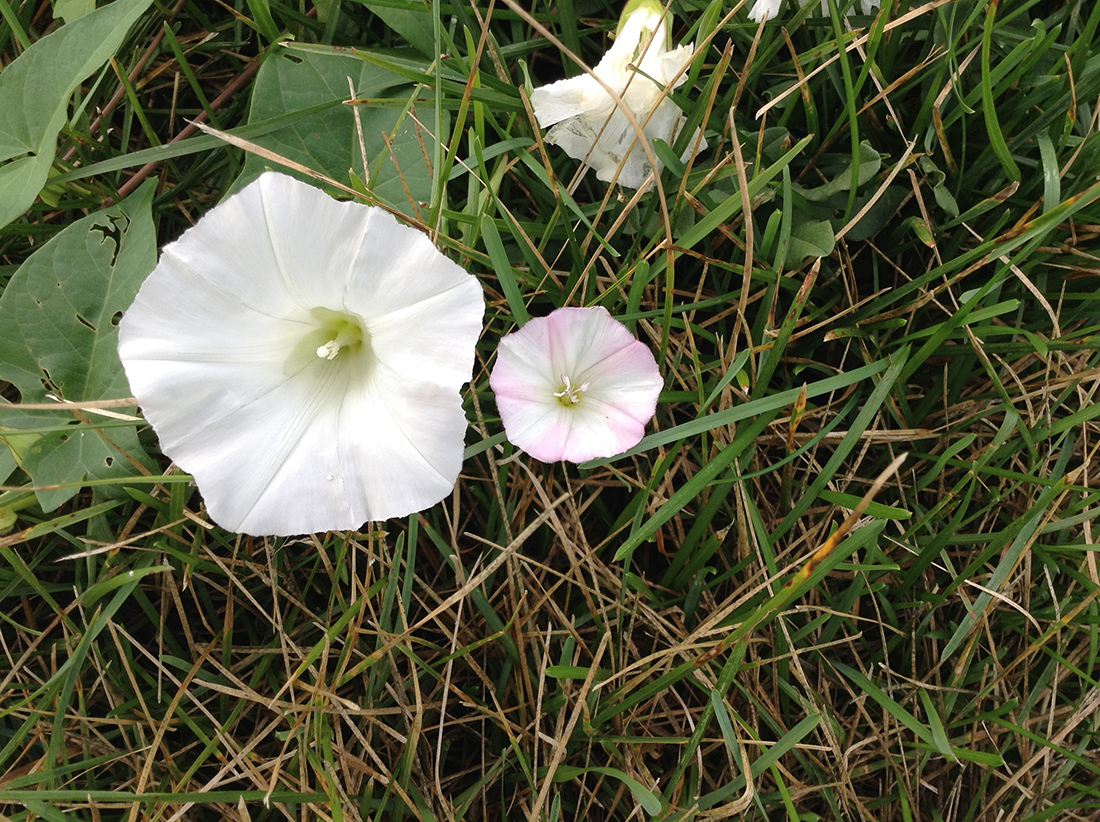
[692,452,908,667]
[754,0,957,120]
[785,452,908,590]
[526,630,612,822]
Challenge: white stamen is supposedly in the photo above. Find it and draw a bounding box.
[316,341,341,360]
[315,318,363,361]
[554,374,590,405]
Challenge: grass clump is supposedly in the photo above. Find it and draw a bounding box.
[1,0,1100,819]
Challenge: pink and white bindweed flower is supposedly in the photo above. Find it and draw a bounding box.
[530,0,707,189]
[118,172,484,536]
[490,307,662,463]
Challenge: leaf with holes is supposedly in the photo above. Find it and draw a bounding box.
[0,182,158,510]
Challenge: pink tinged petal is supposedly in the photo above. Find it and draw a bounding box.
[554,395,648,463]
[490,307,662,463]
[543,306,641,377]
[118,171,484,535]
[581,340,664,423]
[489,319,559,398]
[492,394,574,463]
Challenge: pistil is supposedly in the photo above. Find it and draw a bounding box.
[315,320,363,360]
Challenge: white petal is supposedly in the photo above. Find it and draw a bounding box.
[118,254,308,426]
[748,0,784,22]
[340,210,484,389]
[152,174,357,318]
[340,366,468,521]
[531,75,611,129]
[136,357,466,535]
[603,5,665,71]
[652,44,695,88]
[545,115,650,188]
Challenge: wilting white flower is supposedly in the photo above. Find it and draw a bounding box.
[490,307,662,463]
[749,0,880,23]
[530,0,707,189]
[118,172,484,536]
[747,0,783,20]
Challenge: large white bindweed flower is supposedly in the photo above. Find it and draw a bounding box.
[490,307,662,463]
[748,0,880,23]
[530,0,707,189]
[118,172,484,536]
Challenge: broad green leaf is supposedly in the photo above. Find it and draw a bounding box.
[842,186,906,242]
[904,215,935,246]
[919,155,960,217]
[0,0,153,159]
[238,46,442,219]
[19,428,141,511]
[348,0,436,58]
[795,141,882,202]
[0,444,15,487]
[0,183,158,510]
[0,0,154,227]
[0,154,53,229]
[0,427,36,485]
[786,215,835,263]
[54,0,96,23]
[757,126,793,163]
[933,179,960,216]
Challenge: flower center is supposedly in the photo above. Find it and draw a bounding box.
[316,319,363,360]
[284,308,371,377]
[554,374,590,407]
[310,308,365,362]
